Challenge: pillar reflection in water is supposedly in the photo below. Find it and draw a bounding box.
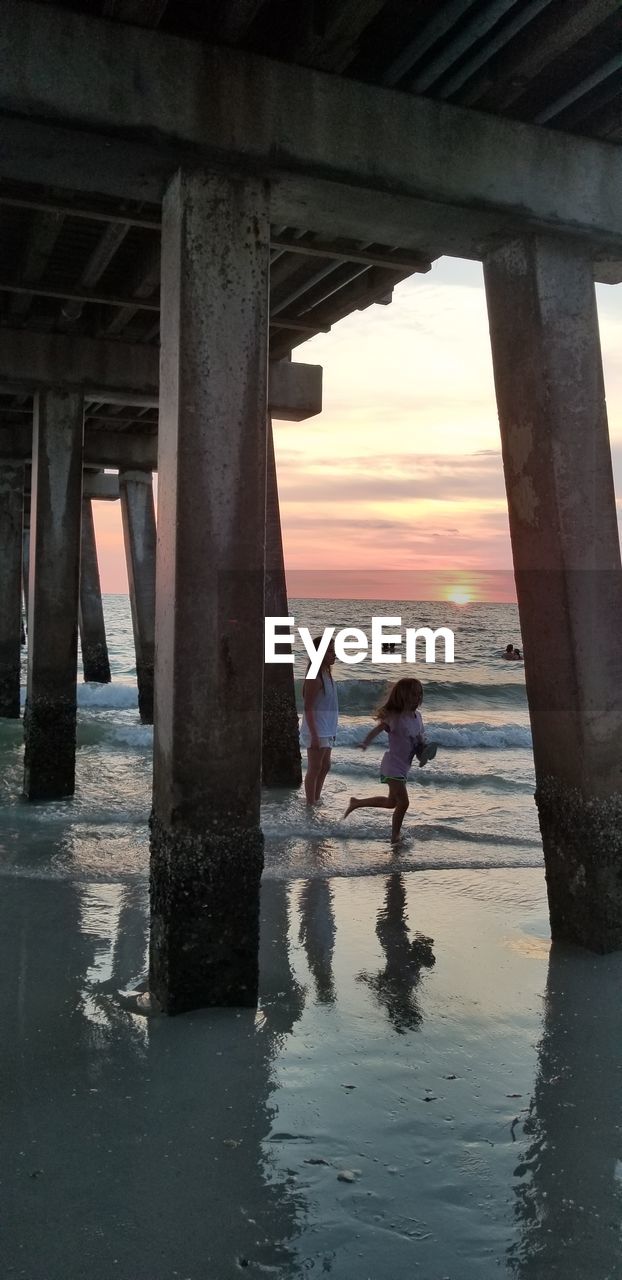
[1,873,309,1276]
[509,943,622,1279]
[298,876,337,1005]
[357,873,435,1034]
[260,878,306,1038]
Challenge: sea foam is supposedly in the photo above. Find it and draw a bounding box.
[337,721,531,750]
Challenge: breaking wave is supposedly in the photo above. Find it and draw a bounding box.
[338,722,531,750]
[294,676,526,712]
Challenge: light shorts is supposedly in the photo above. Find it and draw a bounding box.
[306,736,336,749]
[380,773,407,784]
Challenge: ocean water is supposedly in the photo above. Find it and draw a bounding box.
[0,594,541,883]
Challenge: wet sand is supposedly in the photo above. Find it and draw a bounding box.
[2,864,621,1279]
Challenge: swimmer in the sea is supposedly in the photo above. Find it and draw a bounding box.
[503,644,521,660]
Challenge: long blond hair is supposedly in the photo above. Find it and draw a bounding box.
[375,677,423,721]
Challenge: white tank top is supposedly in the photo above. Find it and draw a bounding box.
[300,674,339,745]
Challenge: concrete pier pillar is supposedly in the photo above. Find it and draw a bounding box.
[79,497,111,684]
[263,417,302,788]
[22,523,30,630]
[119,470,155,722]
[0,463,25,717]
[150,170,270,1013]
[484,235,622,951]
[24,390,83,799]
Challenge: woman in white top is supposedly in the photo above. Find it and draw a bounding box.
[300,638,338,804]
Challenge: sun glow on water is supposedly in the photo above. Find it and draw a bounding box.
[445,585,474,605]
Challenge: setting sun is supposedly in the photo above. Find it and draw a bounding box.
[445,585,474,605]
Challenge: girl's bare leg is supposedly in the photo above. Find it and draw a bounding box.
[315,748,332,801]
[344,781,409,839]
[305,747,331,804]
[305,747,323,803]
[344,794,394,818]
[390,781,409,842]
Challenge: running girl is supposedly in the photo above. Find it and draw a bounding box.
[343,677,436,842]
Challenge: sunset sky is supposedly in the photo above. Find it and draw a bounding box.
[93,257,622,603]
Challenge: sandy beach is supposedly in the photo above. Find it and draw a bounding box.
[2,861,620,1279]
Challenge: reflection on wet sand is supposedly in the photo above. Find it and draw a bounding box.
[0,872,307,1279]
[298,876,337,1004]
[357,872,435,1033]
[509,942,622,1279]
[9,812,609,1279]
[79,882,148,1032]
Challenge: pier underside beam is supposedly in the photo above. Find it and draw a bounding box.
[0,463,24,717]
[0,328,159,405]
[24,390,83,799]
[484,234,622,952]
[79,497,111,684]
[0,426,158,472]
[82,473,120,501]
[2,0,622,264]
[263,417,302,788]
[0,328,322,419]
[119,469,156,723]
[150,169,269,1014]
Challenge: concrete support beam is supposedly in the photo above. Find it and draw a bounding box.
[24,390,83,799]
[79,498,111,684]
[270,176,622,285]
[263,418,301,788]
[21,468,120,500]
[1,119,616,286]
[0,327,322,417]
[83,431,156,471]
[7,416,321,473]
[1,2,622,257]
[484,234,622,952]
[0,463,24,716]
[119,469,156,723]
[0,328,159,404]
[82,472,120,501]
[0,425,157,471]
[151,169,269,1015]
[268,360,323,422]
